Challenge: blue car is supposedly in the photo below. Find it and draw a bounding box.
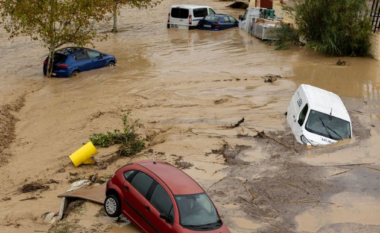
[197,14,239,30]
[43,47,116,78]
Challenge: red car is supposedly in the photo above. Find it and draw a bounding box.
[104,160,231,233]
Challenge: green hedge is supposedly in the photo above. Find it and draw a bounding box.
[286,0,372,56]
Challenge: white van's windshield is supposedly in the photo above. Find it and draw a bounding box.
[305,110,351,140]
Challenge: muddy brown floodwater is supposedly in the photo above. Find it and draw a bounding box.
[1,0,380,232]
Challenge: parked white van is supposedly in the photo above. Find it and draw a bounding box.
[287,84,352,146]
[167,5,217,30]
[239,7,266,32]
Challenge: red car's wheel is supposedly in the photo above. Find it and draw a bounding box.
[104,194,121,217]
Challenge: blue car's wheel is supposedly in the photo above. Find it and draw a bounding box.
[70,70,79,78]
[107,61,115,67]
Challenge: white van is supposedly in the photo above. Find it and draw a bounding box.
[287,84,352,146]
[167,5,217,30]
[239,7,266,32]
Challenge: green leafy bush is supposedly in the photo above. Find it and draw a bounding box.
[90,112,145,157]
[284,0,372,56]
[274,22,300,50]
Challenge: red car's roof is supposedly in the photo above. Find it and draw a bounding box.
[135,160,204,195]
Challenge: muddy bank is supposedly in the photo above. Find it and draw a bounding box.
[0,95,25,166]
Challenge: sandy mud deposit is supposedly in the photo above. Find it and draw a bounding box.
[1,0,380,232]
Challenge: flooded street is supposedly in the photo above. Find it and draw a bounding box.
[1,0,380,232]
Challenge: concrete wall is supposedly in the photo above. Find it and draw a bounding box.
[248,0,295,24]
[369,32,380,60]
[273,0,295,24]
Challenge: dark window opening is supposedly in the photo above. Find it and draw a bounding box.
[88,50,101,59]
[51,54,67,64]
[204,16,220,22]
[229,16,236,23]
[298,104,308,126]
[171,8,189,19]
[150,184,174,224]
[75,52,89,61]
[193,8,208,18]
[175,193,221,230]
[305,110,351,140]
[130,172,154,197]
[124,170,136,181]
[223,16,230,23]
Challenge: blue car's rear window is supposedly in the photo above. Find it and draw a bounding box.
[204,16,220,22]
[53,54,67,64]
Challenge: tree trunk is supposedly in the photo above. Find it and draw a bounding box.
[112,2,118,33]
[47,44,55,78]
[47,0,56,78]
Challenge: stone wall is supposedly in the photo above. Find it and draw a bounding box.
[369,32,380,60]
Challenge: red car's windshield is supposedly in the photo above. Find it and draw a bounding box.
[175,193,221,230]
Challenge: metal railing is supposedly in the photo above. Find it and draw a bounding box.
[370,0,380,32]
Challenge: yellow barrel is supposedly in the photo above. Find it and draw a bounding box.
[69,141,98,167]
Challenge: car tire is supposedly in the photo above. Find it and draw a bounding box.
[70,70,79,78]
[104,194,121,217]
[107,61,115,67]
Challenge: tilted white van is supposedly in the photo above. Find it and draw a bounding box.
[287,84,352,146]
[167,5,217,30]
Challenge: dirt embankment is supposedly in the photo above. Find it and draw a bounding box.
[0,95,26,166]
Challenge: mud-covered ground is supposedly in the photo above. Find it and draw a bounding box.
[1,0,380,232]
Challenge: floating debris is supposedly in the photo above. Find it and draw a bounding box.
[19,182,49,193]
[262,74,282,83]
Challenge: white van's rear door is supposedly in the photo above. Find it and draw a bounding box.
[170,7,189,29]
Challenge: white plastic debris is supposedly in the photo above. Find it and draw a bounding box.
[58,197,68,220]
[67,180,91,192]
[43,212,56,224]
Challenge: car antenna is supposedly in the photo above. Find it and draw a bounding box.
[330,108,333,115]
[153,154,156,164]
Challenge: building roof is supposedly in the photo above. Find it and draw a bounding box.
[136,160,204,195]
[301,84,351,122]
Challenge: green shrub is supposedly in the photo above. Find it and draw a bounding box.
[285,0,372,56]
[274,22,300,50]
[90,112,145,157]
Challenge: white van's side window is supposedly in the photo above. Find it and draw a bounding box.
[209,8,216,15]
[298,104,308,126]
[171,8,189,19]
[194,8,208,18]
